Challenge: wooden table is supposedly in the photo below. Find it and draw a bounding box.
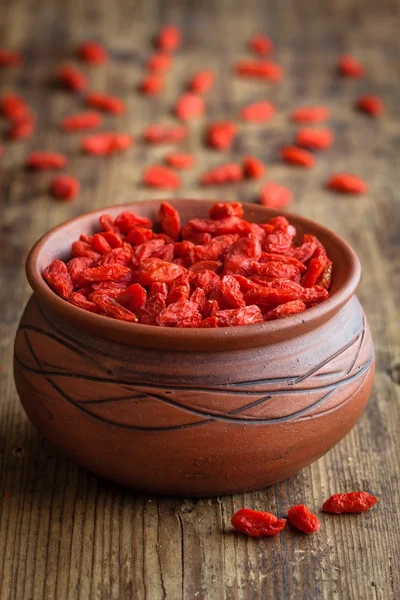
[0,0,399,598]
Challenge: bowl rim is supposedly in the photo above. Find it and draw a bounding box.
[25,199,361,351]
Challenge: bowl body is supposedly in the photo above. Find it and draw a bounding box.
[13,200,375,496]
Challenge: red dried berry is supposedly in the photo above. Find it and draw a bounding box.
[201,163,243,185]
[146,53,173,72]
[117,284,147,312]
[43,260,74,299]
[265,300,307,320]
[243,156,266,179]
[295,128,334,150]
[50,175,80,200]
[322,492,378,514]
[61,111,102,132]
[241,101,275,122]
[78,41,108,65]
[164,152,195,170]
[188,70,215,94]
[144,123,188,144]
[140,74,164,96]
[326,173,367,195]
[260,182,293,209]
[232,508,286,537]
[7,116,35,140]
[175,93,205,120]
[209,203,243,220]
[69,292,99,313]
[26,151,67,170]
[206,121,237,150]
[143,165,181,189]
[91,293,137,322]
[235,60,283,82]
[81,132,133,155]
[287,505,320,534]
[338,54,365,78]
[86,92,125,114]
[56,65,88,92]
[281,146,316,168]
[158,202,181,241]
[0,49,23,67]
[156,25,181,53]
[356,95,384,117]
[291,106,330,123]
[249,33,274,55]
[1,93,30,121]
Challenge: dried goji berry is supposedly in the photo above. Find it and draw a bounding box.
[68,292,99,313]
[188,70,215,94]
[260,182,293,208]
[43,260,74,299]
[137,258,187,286]
[86,92,125,114]
[78,41,108,65]
[61,111,102,131]
[301,254,328,288]
[291,106,330,123]
[81,132,133,155]
[287,505,320,534]
[140,74,164,96]
[144,123,188,144]
[206,121,237,150]
[356,95,384,117]
[281,146,316,168]
[217,306,264,327]
[0,49,23,67]
[326,173,367,195]
[220,275,245,308]
[322,492,378,514]
[7,116,35,140]
[241,101,275,123]
[236,60,283,82]
[91,293,137,322]
[265,300,307,320]
[114,211,152,232]
[232,508,286,537]
[209,202,243,220]
[26,151,67,170]
[56,65,88,92]
[338,54,365,78]
[158,202,181,241]
[143,165,181,189]
[50,175,80,200]
[1,93,30,121]
[146,53,173,72]
[156,25,181,53]
[157,298,202,327]
[175,93,205,120]
[295,128,334,150]
[117,283,147,312]
[164,152,194,170]
[243,156,266,179]
[201,163,243,185]
[249,33,274,55]
[84,264,131,282]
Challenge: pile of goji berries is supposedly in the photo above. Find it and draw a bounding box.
[231,491,378,538]
[0,28,381,202]
[43,201,332,327]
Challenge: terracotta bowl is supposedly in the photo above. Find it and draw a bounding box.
[14,200,374,497]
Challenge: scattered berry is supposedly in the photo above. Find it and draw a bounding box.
[201,163,243,185]
[175,93,205,120]
[61,111,103,132]
[144,123,188,144]
[235,60,283,82]
[26,151,67,170]
[143,165,181,189]
[260,182,293,208]
[0,49,23,67]
[56,65,88,91]
[338,55,365,78]
[165,152,195,169]
[356,95,384,117]
[81,133,133,155]
[295,128,334,150]
[188,71,215,94]
[326,173,367,195]
[50,175,80,200]
[86,92,125,114]
[156,25,181,53]
[206,121,237,150]
[241,101,275,123]
[281,146,316,168]
[291,106,330,123]
[249,34,274,55]
[146,53,173,72]
[140,74,164,96]
[78,41,108,64]
[243,156,266,179]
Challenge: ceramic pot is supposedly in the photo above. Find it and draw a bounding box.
[14,200,374,497]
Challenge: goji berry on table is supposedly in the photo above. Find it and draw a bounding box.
[326,173,367,195]
[26,151,67,170]
[287,505,320,534]
[188,70,215,94]
[236,60,283,81]
[56,65,88,92]
[164,152,195,169]
[291,106,330,123]
[281,146,316,168]
[295,128,334,150]
[1,93,31,121]
[86,92,125,114]
[249,33,274,55]
[146,53,173,72]
[356,95,384,117]
[206,121,237,150]
[61,111,102,131]
[241,101,275,122]
[143,165,181,189]
[50,175,80,200]
[175,93,205,120]
[139,74,164,96]
[243,156,266,179]
[260,182,293,208]
[7,116,35,140]
[81,132,133,155]
[231,509,286,537]
[144,123,188,144]
[156,25,181,53]
[77,41,108,64]
[200,163,243,185]
[322,492,378,514]
[338,54,365,78]
[0,49,23,67]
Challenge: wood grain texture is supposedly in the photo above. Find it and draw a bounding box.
[0,0,399,598]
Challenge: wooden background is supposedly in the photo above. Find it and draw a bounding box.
[0,0,399,598]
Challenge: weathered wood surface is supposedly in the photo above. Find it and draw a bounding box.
[0,0,399,598]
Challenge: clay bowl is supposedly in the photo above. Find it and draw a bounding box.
[14,199,374,497]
